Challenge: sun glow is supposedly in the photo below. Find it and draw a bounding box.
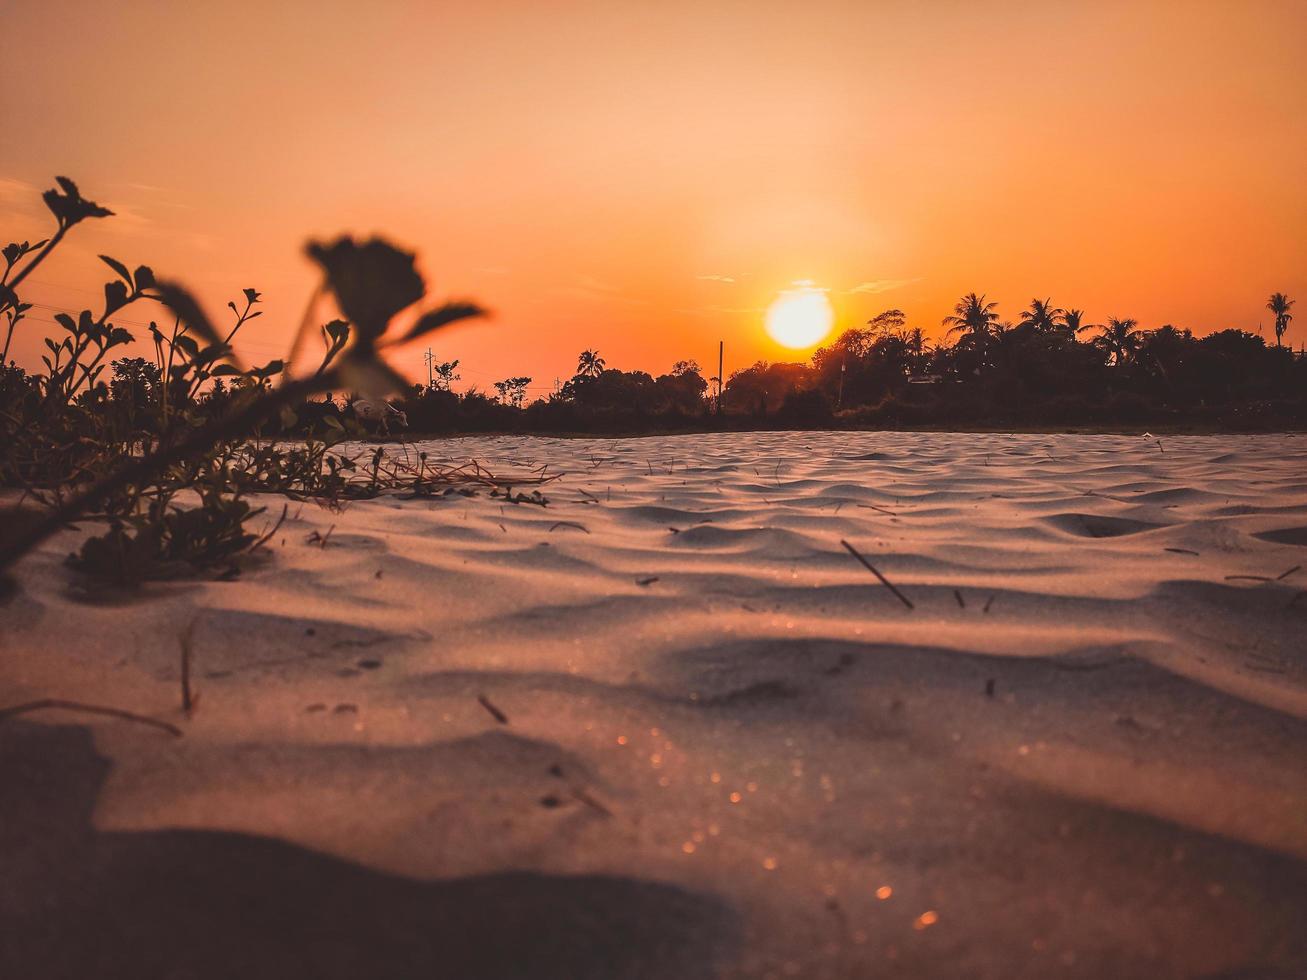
[765,283,835,349]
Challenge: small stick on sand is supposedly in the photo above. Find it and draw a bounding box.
[549,521,590,534]
[954,589,966,609]
[1276,565,1301,581]
[857,504,898,517]
[180,619,199,717]
[1164,547,1200,556]
[636,576,659,586]
[0,699,183,737]
[840,539,914,610]
[983,594,996,614]
[307,524,335,548]
[571,787,613,817]
[477,694,509,725]
[249,504,289,554]
[1225,575,1273,582]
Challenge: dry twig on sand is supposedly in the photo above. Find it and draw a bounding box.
[571,787,613,817]
[840,539,914,610]
[0,698,183,736]
[180,619,199,717]
[476,694,509,725]
[548,521,590,534]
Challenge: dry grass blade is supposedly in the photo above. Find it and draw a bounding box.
[477,694,509,724]
[857,504,898,516]
[180,619,199,717]
[549,521,590,534]
[249,503,289,554]
[571,786,613,817]
[0,698,183,736]
[840,539,914,610]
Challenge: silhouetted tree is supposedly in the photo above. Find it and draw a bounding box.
[1267,292,1295,350]
[1019,298,1066,336]
[942,293,1000,374]
[432,359,460,391]
[494,376,531,407]
[577,349,605,378]
[1062,309,1092,337]
[1091,317,1143,367]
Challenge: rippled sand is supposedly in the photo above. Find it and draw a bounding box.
[4,431,1306,979]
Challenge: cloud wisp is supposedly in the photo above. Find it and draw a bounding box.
[846,278,921,295]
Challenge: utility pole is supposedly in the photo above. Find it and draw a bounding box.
[717,340,724,415]
[838,357,846,409]
[424,348,434,388]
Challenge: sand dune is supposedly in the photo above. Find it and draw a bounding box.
[3,431,1306,979]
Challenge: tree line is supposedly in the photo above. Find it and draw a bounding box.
[389,292,1302,432]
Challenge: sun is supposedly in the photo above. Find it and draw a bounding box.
[765,282,834,349]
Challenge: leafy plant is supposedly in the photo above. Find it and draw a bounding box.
[0,176,491,586]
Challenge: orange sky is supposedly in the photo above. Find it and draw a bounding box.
[3,0,1305,393]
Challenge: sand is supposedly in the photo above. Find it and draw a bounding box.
[3,430,1306,979]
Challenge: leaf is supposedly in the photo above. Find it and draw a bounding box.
[43,176,113,226]
[133,265,156,290]
[394,301,486,344]
[305,237,424,341]
[253,358,285,379]
[211,364,243,377]
[243,287,261,305]
[54,313,77,332]
[103,279,129,314]
[155,281,223,348]
[99,255,133,286]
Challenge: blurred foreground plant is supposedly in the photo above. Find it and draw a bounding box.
[0,176,486,583]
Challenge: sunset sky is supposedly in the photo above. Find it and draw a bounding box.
[2,0,1304,393]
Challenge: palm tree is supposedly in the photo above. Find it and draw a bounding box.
[1062,309,1091,336]
[942,292,1000,347]
[577,348,605,378]
[1019,297,1065,335]
[1091,317,1143,367]
[1267,292,1295,350]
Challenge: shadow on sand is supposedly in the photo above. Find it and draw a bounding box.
[0,721,737,980]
